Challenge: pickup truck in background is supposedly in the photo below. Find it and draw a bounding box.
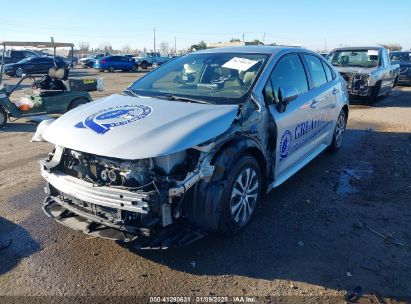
[135,52,171,69]
[1,49,39,65]
[327,46,400,103]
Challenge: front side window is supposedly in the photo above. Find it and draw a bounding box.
[269,53,308,103]
[128,52,269,104]
[304,54,328,88]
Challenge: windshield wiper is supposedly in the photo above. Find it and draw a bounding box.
[164,94,209,104]
[123,89,141,97]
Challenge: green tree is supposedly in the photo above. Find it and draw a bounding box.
[190,41,207,52]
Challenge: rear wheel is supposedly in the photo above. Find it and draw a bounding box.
[0,107,8,128]
[329,109,347,151]
[99,69,105,72]
[15,68,24,78]
[68,97,89,111]
[219,155,262,233]
[108,65,115,73]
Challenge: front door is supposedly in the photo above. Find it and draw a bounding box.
[265,53,319,178]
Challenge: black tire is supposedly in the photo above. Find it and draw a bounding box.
[366,81,381,104]
[329,109,347,152]
[131,65,138,72]
[108,65,115,73]
[15,67,24,78]
[218,155,263,234]
[68,97,89,111]
[393,76,399,88]
[99,69,105,72]
[141,61,148,69]
[0,107,8,128]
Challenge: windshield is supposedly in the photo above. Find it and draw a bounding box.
[390,52,411,62]
[127,52,269,104]
[330,50,380,68]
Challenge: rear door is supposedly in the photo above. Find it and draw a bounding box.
[301,53,337,147]
[265,53,316,178]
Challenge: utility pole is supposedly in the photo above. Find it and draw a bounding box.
[242,32,245,42]
[262,32,265,45]
[153,28,156,52]
[324,38,327,51]
[174,36,177,54]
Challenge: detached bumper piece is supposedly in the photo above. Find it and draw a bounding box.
[42,196,205,249]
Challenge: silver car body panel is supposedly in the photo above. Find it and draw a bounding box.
[42,94,238,159]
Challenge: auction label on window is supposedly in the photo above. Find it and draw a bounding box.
[367,50,379,56]
[222,57,258,71]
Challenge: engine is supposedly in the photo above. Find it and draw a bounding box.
[61,149,193,188]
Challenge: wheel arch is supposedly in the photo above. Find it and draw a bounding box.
[210,136,268,190]
[67,96,91,111]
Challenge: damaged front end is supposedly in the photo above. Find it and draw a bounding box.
[40,144,217,249]
[340,72,371,97]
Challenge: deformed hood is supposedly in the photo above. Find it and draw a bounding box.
[42,94,238,159]
[335,66,378,74]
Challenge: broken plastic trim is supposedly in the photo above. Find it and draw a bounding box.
[43,197,205,249]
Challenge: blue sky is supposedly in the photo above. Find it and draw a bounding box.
[1,0,410,51]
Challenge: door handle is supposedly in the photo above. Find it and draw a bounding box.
[310,99,320,109]
[332,88,340,95]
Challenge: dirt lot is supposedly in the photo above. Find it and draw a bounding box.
[0,67,410,303]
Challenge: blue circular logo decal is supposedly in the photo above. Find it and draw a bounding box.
[279,130,292,160]
[75,104,152,134]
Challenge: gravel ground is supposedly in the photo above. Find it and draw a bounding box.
[0,68,410,303]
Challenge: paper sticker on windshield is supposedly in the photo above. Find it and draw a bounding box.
[367,50,379,56]
[222,57,258,71]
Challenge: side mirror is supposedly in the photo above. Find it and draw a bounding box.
[276,87,299,113]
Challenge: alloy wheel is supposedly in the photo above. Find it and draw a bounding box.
[335,112,346,148]
[230,167,259,225]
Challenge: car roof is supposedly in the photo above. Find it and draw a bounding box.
[390,51,410,54]
[0,41,74,48]
[193,46,305,55]
[331,46,383,51]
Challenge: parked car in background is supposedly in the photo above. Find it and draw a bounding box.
[1,49,39,64]
[327,46,400,103]
[135,52,171,69]
[93,55,138,72]
[39,46,349,248]
[3,56,68,77]
[80,54,106,68]
[389,51,411,85]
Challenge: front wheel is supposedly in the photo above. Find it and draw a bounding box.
[99,69,105,72]
[131,65,138,72]
[219,155,263,233]
[108,65,115,73]
[329,109,347,151]
[141,61,148,69]
[0,107,8,128]
[15,68,24,78]
[366,82,381,104]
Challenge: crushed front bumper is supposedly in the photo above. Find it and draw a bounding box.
[42,196,204,249]
[41,168,205,248]
[42,169,150,213]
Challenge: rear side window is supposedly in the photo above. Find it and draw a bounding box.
[304,54,328,88]
[269,53,309,102]
[321,61,334,82]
